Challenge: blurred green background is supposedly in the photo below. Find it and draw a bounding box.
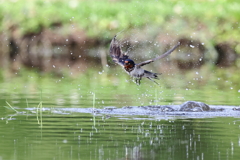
[0,0,239,102]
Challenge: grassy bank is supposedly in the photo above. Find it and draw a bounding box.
[0,0,240,43]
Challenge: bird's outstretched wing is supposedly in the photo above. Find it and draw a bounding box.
[136,42,180,67]
[109,35,129,66]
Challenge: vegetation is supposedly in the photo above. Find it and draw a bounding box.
[5,101,19,113]
[0,0,239,43]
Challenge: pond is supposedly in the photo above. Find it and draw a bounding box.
[0,76,240,160]
[1,112,240,160]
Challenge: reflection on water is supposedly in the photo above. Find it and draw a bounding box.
[0,80,239,160]
[1,106,240,160]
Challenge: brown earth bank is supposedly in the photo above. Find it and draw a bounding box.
[0,29,239,75]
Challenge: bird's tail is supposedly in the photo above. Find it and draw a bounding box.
[144,70,161,79]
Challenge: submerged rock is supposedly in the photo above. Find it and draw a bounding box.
[159,105,176,112]
[25,102,240,118]
[138,105,176,112]
[232,107,240,111]
[179,101,210,112]
[104,107,117,110]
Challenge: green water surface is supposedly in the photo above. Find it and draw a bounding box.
[0,68,240,160]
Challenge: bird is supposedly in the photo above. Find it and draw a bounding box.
[109,35,180,85]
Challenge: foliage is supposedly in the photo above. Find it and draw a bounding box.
[0,0,239,43]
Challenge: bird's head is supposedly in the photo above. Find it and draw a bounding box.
[124,59,135,69]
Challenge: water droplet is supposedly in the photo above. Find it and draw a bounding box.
[190,45,195,48]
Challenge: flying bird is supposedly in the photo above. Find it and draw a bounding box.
[109,35,180,85]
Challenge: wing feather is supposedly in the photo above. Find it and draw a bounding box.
[136,42,180,67]
[109,35,129,66]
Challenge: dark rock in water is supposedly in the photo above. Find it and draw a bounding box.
[232,107,240,111]
[143,105,162,111]
[191,107,203,112]
[138,105,176,112]
[104,107,117,110]
[123,106,133,109]
[179,101,210,112]
[210,108,225,112]
[138,106,149,110]
[160,105,175,112]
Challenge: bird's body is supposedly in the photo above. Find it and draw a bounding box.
[123,58,159,84]
[109,35,180,85]
[129,67,144,78]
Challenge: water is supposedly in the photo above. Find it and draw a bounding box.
[0,73,240,160]
[1,111,240,160]
[0,90,240,160]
